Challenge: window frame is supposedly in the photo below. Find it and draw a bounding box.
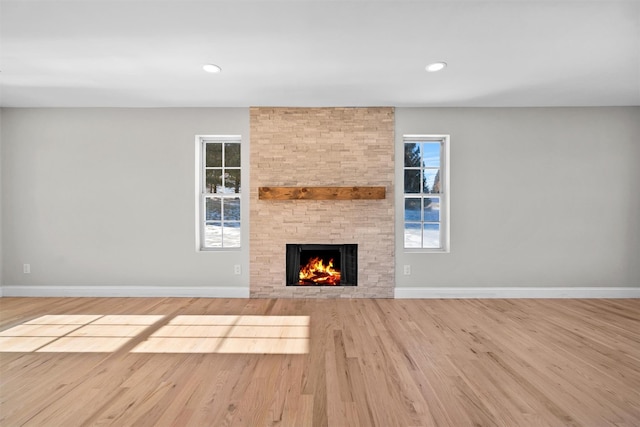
[403,134,450,252]
[195,135,242,251]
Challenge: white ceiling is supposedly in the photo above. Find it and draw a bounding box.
[1,0,639,108]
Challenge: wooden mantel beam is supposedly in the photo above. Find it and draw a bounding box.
[258,186,386,200]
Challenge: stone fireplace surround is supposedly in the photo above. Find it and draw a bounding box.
[249,107,395,298]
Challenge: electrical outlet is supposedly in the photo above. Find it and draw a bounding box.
[234,264,242,275]
[23,264,31,274]
[403,265,411,275]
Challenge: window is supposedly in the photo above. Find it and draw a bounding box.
[197,135,242,249]
[403,135,449,250]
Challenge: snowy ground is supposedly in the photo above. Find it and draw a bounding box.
[404,226,440,249]
[205,224,240,248]
[206,224,437,249]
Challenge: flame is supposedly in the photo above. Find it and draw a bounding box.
[299,256,341,285]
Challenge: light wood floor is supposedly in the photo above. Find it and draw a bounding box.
[1,297,639,426]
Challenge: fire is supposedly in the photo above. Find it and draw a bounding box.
[299,256,341,285]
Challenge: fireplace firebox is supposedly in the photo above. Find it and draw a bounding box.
[286,244,357,286]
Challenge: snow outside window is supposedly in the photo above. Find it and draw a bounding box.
[403,135,449,251]
[198,136,241,249]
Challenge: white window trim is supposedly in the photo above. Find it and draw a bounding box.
[195,135,242,252]
[403,134,450,253]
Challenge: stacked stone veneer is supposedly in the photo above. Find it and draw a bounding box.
[250,107,395,298]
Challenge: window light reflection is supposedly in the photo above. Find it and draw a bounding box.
[0,315,165,353]
[132,315,310,354]
[0,315,310,355]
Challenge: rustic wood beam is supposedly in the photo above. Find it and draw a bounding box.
[258,186,386,200]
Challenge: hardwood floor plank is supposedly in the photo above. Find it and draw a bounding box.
[1,297,639,426]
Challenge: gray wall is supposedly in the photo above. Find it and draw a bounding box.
[0,109,3,292]
[1,108,250,290]
[395,107,640,287]
[1,107,639,293]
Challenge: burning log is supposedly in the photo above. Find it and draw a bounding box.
[299,256,341,285]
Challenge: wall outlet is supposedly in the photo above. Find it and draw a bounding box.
[403,265,411,275]
[23,264,31,274]
[234,264,242,275]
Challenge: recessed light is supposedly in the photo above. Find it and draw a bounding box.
[203,64,222,73]
[426,62,447,72]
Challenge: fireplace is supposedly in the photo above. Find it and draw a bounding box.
[286,244,357,286]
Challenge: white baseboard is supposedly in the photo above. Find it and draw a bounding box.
[0,285,250,298]
[394,286,640,299]
[2,286,637,299]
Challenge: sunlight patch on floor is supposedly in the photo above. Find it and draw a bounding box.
[0,315,310,354]
[37,337,134,353]
[131,315,310,354]
[0,315,165,353]
[0,336,58,352]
